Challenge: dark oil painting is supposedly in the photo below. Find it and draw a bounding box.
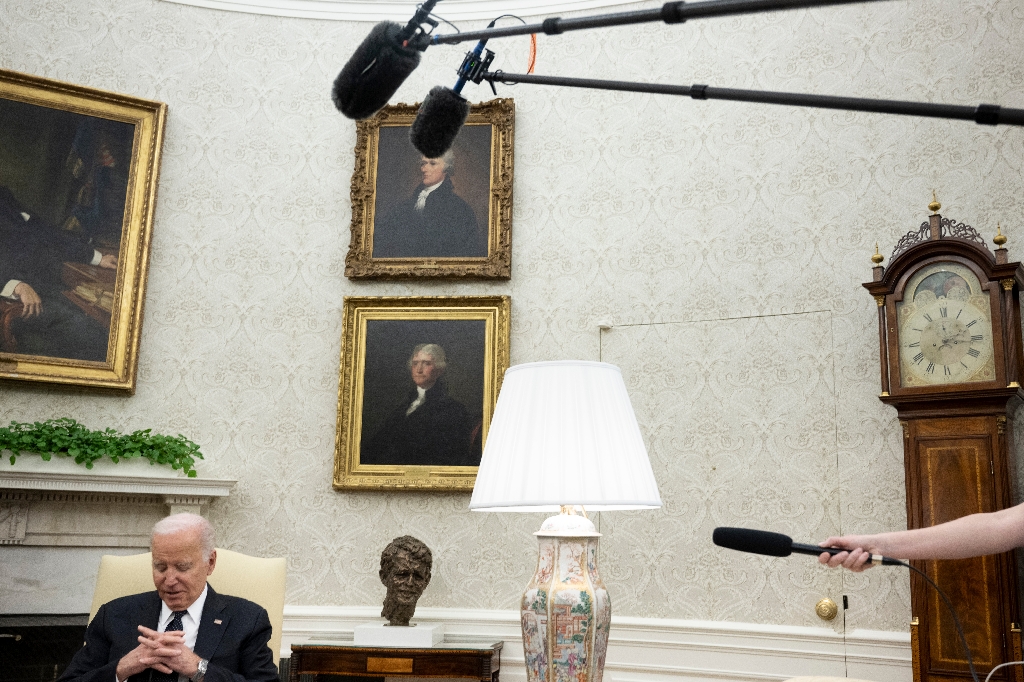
[0,97,133,362]
[359,318,487,467]
[371,124,492,259]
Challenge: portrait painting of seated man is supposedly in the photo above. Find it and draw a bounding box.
[0,99,132,362]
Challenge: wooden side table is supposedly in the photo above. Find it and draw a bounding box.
[289,642,502,682]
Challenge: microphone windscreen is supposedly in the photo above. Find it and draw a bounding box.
[712,527,793,558]
[332,22,421,120]
[410,86,470,158]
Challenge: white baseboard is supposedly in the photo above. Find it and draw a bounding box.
[281,607,911,682]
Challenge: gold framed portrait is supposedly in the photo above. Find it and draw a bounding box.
[333,296,511,491]
[0,69,166,393]
[345,99,514,280]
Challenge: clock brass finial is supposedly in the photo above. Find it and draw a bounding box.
[994,223,1008,247]
[871,242,884,265]
[928,191,941,214]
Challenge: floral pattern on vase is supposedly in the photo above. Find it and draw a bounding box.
[522,529,608,682]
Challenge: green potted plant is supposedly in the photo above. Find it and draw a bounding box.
[0,418,203,477]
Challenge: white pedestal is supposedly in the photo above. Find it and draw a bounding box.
[353,622,445,647]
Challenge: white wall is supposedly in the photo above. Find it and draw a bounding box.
[2,0,1023,677]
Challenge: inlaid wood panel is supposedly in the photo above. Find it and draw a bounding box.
[906,416,1018,681]
[916,430,999,672]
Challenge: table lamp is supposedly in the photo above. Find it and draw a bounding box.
[470,361,662,682]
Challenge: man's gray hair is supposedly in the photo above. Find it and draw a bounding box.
[440,150,455,175]
[409,343,447,371]
[151,513,216,561]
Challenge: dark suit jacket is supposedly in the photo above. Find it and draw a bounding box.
[0,185,95,296]
[57,587,278,682]
[361,381,480,467]
[372,177,482,258]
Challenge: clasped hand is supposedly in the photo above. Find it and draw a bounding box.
[116,626,200,681]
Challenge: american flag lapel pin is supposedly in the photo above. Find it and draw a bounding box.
[214,619,223,625]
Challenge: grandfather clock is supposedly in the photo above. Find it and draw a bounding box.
[864,197,1024,682]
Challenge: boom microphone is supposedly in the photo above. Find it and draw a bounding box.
[712,527,903,566]
[410,86,470,158]
[410,27,495,157]
[332,22,421,120]
[332,0,441,120]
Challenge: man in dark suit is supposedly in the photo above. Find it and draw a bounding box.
[58,514,278,682]
[372,152,483,258]
[0,185,114,360]
[361,343,479,467]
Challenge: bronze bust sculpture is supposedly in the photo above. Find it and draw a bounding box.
[379,535,432,626]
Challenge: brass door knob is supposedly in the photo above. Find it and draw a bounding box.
[815,598,839,621]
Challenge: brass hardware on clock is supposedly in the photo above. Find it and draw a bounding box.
[815,598,839,621]
[929,192,941,214]
[872,244,884,266]
[995,223,1007,248]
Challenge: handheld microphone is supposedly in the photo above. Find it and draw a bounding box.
[331,0,441,120]
[711,527,903,566]
[410,24,496,157]
[713,526,980,682]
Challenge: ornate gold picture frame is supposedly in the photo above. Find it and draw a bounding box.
[345,99,514,279]
[334,296,511,491]
[0,69,166,393]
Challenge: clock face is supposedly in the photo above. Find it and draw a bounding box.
[896,262,996,387]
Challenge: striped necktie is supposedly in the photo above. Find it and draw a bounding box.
[153,610,188,682]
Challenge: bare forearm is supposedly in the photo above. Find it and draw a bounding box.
[838,505,1024,561]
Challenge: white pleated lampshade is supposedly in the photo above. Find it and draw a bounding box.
[469,361,662,512]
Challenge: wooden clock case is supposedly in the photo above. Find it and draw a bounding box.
[864,211,1024,682]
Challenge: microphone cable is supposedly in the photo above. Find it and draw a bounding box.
[423,9,460,37]
[484,15,536,76]
[986,661,1024,682]
[872,559,979,682]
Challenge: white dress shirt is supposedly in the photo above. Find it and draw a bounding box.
[158,583,208,651]
[406,386,428,415]
[414,180,443,211]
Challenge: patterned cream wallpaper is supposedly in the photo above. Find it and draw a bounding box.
[2,0,1024,635]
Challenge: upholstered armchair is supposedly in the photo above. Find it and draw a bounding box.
[89,549,287,666]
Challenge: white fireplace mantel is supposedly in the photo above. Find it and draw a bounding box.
[0,457,236,547]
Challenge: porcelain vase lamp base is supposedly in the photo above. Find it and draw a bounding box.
[521,510,610,682]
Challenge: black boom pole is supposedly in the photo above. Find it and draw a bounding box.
[427,0,896,46]
[476,71,1024,127]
